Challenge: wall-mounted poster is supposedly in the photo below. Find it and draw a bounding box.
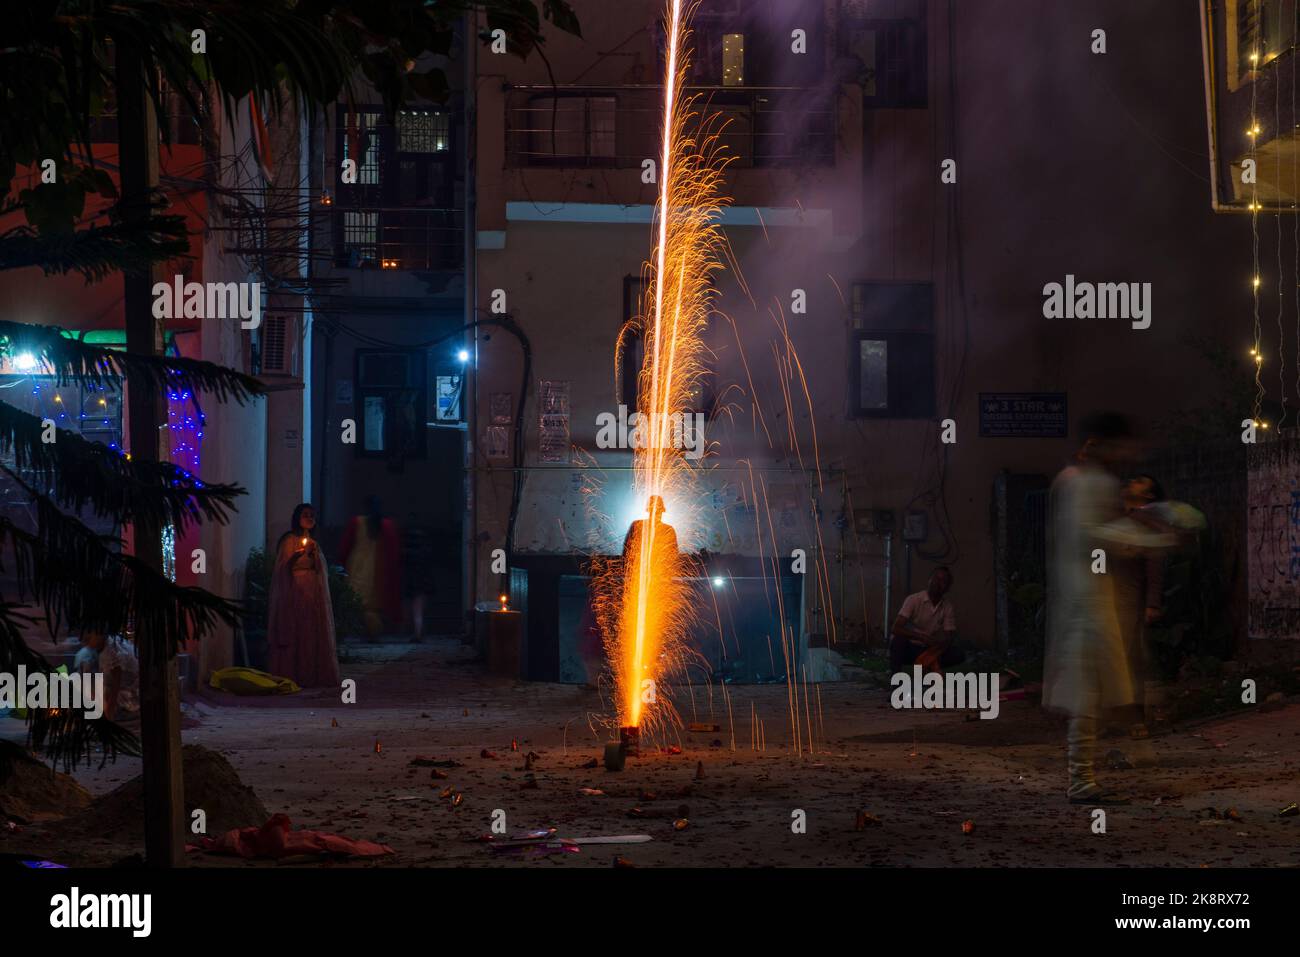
[538,380,570,464]
[491,392,513,425]
[486,425,509,461]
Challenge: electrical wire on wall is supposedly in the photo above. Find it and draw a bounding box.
[906,0,967,566]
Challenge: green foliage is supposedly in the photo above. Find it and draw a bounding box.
[1155,336,1257,446]
[329,566,367,641]
[243,546,367,650]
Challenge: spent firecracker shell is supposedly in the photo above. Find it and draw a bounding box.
[673,818,690,831]
[854,811,881,830]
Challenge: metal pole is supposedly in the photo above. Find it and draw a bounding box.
[464,8,480,633]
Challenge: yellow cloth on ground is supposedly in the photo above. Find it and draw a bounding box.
[209,666,300,695]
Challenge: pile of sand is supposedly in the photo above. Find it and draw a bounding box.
[0,741,94,824]
[65,744,269,841]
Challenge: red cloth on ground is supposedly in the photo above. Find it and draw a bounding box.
[194,813,394,859]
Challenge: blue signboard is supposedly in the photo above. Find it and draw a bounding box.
[979,392,1067,438]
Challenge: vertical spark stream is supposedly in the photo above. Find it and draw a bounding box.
[609,0,729,732]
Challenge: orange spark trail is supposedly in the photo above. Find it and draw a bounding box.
[601,0,731,734]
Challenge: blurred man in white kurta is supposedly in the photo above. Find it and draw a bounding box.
[1044,413,1176,804]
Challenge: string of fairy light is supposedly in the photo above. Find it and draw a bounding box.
[1243,14,1300,433]
[23,365,204,584]
[1249,43,1263,430]
[1237,5,1300,434]
[1275,35,1286,432]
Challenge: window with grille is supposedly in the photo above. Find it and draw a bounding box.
[258,315,290,375]
[526,95,616,165]
[342,110,383,185]
[1236,0,1299,81]
[849,282,934,419]
[342,210,378,265]
[333,105,458,269]
[843,2,927,109]
[398,110,450,153]
[620,276,715,417]
[676,0,824,87]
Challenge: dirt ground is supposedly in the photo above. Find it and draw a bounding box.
[4,638,1299,868]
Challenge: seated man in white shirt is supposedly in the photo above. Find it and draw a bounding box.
[889,567,964,675]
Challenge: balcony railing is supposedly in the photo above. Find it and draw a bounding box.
[332,206,463,271]
[505,85,836,169]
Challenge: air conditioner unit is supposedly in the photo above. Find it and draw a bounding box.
[259,314,297,376]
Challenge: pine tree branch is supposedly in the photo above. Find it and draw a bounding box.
[27,706,143,772]
[0,472,243,644]
[0,321,264,405]
[0,602,142,772]
[0,209,190,284]
[0,601,45,674]
[0,400,245,535]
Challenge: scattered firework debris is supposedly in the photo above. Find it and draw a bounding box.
[855,811,881,830]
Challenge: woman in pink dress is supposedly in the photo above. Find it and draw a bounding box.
[267,503,340,688]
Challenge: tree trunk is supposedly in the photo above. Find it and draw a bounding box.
[115,44,185,868]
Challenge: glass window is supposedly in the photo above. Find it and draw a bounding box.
[858,339,888,411]
[342,211,377,265]
[363,395,386,451]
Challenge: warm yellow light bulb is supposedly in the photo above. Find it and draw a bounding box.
[1253,276,1262,287]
